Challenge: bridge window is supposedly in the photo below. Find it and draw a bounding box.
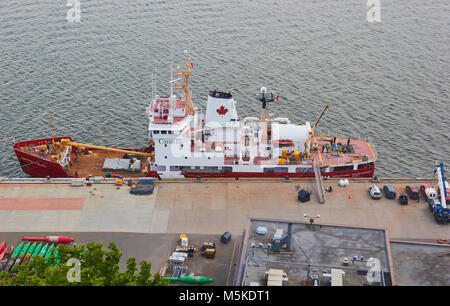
[274,167,288,173]
[334,165,354,171]
[205,166,218,170]
[357,162,374,169]
[296,167,314,173]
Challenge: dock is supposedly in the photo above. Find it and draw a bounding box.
[0,177,448,285]
[0,177,446,239]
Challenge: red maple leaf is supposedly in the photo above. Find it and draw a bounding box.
[216,106,228,116]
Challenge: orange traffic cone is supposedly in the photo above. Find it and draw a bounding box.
[348,194,351,200]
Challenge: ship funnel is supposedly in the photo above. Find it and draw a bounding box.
[205,90,238,128]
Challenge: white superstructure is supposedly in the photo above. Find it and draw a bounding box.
[145,52,376,179]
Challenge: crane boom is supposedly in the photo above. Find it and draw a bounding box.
[437,161,448,209]
[312,104,330,131]
[304,104,330,156]
[60,139,154,158]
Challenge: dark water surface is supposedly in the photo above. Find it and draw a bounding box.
[0,0,448,177]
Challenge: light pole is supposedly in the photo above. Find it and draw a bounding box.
[304,214,320,230]
[266,243,271,258]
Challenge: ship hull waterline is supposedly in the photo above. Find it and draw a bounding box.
[13,136,374,180]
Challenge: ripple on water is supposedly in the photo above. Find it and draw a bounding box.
[0,0,448,178]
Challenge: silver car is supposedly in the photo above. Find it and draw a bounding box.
[369,185,382,199]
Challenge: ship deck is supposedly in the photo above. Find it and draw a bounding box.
[13,137,153,178]
[200,136,376,167]
[69,151,150,178]
[309,136,376,166]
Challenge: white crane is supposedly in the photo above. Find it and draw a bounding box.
[436,161,448,209]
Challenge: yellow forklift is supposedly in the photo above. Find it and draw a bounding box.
[200,242,216,259]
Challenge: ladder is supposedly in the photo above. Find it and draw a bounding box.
[313,160,325,204]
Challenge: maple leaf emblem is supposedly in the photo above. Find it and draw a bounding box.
[216,106,228,116]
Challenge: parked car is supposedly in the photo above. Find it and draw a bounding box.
[399,193,408,205]
[383,184,396,199]
[297,189,311,202]
[405,185,419,200]
[368,185,381,199]
[221,232,232,244]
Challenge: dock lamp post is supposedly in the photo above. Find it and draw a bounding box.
[304,214,320,230]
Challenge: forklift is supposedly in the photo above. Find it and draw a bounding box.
[200,242,216,259]
[200,242,215,251]
[202,248,216,259]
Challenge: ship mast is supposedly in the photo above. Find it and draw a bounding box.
[173,50,195,116]
[50,112,55,145]
[257,87,276,122]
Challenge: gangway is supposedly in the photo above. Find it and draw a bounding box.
[313,159,325,204]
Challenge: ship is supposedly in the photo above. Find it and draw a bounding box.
[13,51,376,180]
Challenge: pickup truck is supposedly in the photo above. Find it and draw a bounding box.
[368,185,382,200]
[420,184,437,201]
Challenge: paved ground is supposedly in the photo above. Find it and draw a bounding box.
[0,231,241,285]
[390,241,450,286]
[1,180,449,286]
[0,184,158,233]
[0,180,448,241]
[162,234,240,286]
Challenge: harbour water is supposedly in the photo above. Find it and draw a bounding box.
[0,0,448,177]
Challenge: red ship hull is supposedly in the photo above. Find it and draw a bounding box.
[183,166,374,179]
[13,137,75,178]
[13,137,160,179]
[13,137,374,179]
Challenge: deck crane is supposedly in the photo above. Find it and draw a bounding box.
[304,104,330,158]
[430,161,449,224]
[59,139,154,159]
[303,104,330,204]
